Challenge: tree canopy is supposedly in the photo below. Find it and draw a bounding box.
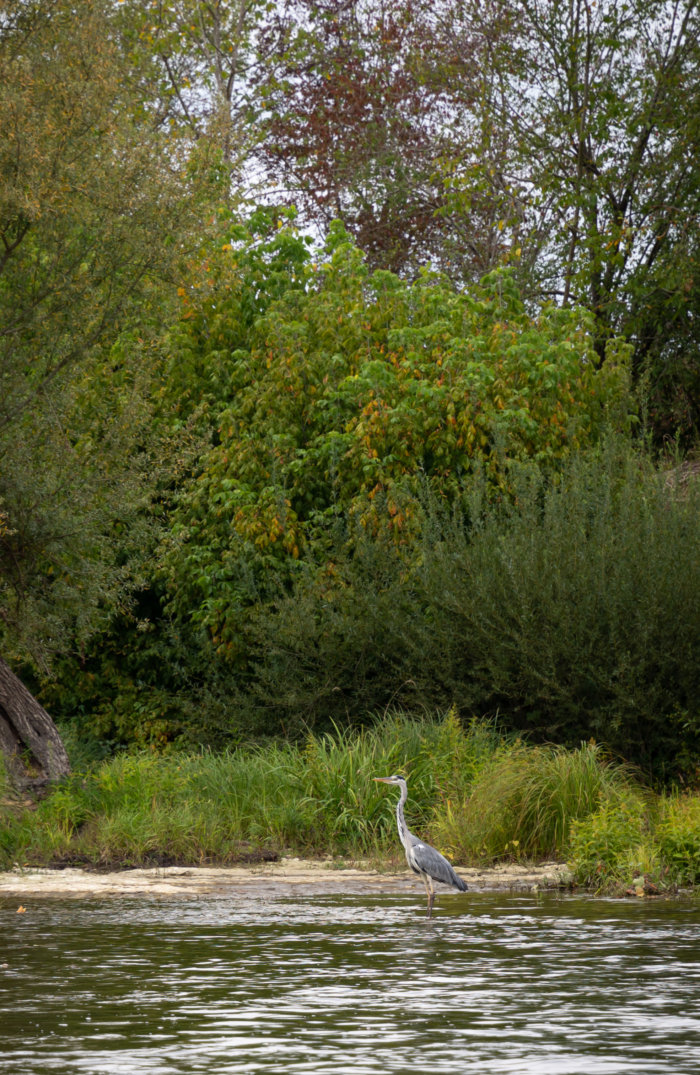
[159,215,632,654]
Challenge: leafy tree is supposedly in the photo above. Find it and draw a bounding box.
[160,217,632,656]
[481,0,700,437]
[117,0,271,189]
[113,0,700,442]
[32,208,313,749]
[256,0,513,277]
[255,0,700,439]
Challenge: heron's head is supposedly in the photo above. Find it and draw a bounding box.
[373,774,406,786]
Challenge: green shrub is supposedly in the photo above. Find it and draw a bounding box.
[162,229,630,659]
[408,438,700,779]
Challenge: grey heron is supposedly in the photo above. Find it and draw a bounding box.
[374,774,468,917]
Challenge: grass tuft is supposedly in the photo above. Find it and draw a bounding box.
[432,741,635,862]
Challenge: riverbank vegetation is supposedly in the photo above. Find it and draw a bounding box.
[1,1,700,880]
[2,714,699,894]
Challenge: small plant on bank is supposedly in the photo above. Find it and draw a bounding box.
[568,793,650,888]
[655,795,700,885]
[569,789,700,893]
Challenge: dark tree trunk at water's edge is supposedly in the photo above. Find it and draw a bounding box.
[0,656,70,788]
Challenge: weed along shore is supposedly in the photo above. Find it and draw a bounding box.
[0,858,574,900]
[2,714,699,897]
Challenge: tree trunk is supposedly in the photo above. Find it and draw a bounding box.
[0,656,70,788]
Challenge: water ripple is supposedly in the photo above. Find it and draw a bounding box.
[1,892,699,1074]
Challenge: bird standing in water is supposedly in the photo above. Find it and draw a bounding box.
[374,774,468,917]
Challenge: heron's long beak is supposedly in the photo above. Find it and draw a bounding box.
[373,777,392,783]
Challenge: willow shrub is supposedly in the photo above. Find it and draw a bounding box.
[409,439,700,778]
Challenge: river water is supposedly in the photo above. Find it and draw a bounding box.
[1,889,699,1074]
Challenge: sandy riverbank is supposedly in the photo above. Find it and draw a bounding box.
[0,858,573,899]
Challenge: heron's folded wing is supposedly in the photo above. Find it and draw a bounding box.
[410,840,468,891]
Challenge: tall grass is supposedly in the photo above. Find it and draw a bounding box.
[0,712,505,867]
[431,741,637,862]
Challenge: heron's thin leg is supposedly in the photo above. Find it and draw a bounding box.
[424,876,435,918]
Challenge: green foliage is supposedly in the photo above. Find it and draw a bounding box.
[235,521,414,735]
[569,795,651,888]
[38,604,234,752]
[296,709,506,853]
[4,717,700,894]
[2,0,698,773]
[0,342,170,666]
[230,437,700,777]
[460,0,700,442]
[0,0,198,667]
[115,0,270,172]
[408,438,700,776]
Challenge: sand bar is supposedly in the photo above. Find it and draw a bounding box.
[0,858,573,899]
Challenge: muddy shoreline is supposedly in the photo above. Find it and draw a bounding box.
[0,858,573,899]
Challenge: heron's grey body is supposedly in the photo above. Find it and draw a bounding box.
[374,774,468,917]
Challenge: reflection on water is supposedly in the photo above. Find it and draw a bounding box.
[1,890,699,1074]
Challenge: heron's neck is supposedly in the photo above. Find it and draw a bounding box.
[395,782,409,850]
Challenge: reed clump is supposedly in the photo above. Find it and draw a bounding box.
[429,741,636,863]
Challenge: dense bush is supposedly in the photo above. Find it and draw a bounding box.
[411,440,700,776]
[42,215,640,752]
[160,218,631,655]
